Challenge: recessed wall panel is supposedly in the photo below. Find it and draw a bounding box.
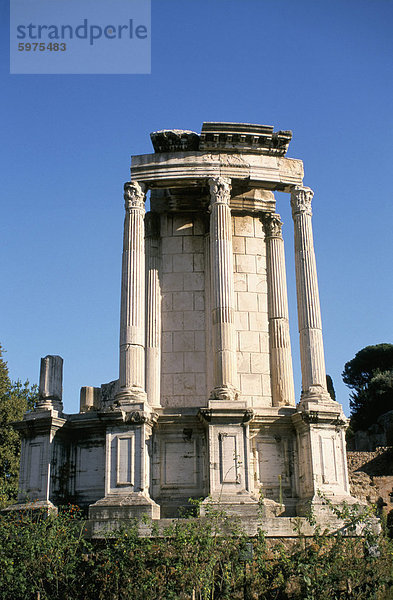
[29,444,42,491]
[162,440,197,488]
[219,433,238,484]
[117,436,134,486]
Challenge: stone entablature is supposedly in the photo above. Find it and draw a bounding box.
[131,151,303,191]
[150,129,200,153]
[12,121,359,530]
[200,122,292,156]
[150,122,292,157]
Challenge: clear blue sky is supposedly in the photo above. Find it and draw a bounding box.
[1,0,392,416]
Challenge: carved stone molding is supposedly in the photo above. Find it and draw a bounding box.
[124,181,146,210]
[208,177,231,205]
[150,129,199,153]
[198,408,213,423]
[197,407,254,425]
[210,385,239,402]
[290,186,313,217]
[200,122,292,156]
[301,411,319,424]
[242,409,254,424]
[125,410,158,427]
[333,416,348,431]
[263,213,283,238]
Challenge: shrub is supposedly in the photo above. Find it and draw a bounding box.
[0,500,392,599]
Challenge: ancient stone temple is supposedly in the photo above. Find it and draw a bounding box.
[14,122,356,533]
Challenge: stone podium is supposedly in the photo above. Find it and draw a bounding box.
[13,122,355,531]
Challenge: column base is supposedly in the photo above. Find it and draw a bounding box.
[296,493,369,521]
[89,493,160,522]
[293,494,381,538]
[1,500,58,515]
[297,388,347,422]
[34,402,64,414]
[115,389,147,407]
[199,492,259,518]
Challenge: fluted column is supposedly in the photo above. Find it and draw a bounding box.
[264,213,295,407]
[208,177,238,401]
[291,186,329,399]
[145,212,161,407]
[118,181,147,402]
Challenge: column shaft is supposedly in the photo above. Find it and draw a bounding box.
[291,186,328,396]
[209,177,238,401]
[145,213,161,407]
[119,181,146,399]
[37,355,63,411]
[264,213,295,406]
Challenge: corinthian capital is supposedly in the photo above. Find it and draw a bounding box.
[290,186,313,217]
[124,181,146,210]
[263,213,283,238]
[208,177,231,206]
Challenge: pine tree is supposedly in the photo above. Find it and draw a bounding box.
[342,344,393,431]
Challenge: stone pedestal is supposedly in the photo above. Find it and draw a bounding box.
[199,402,258,516]
[15,410,67,507]
[292,403,352,515]
[89,408,160,523]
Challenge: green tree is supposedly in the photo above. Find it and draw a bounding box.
[326,374,336,401]
[0,345,38,508]
[342,344,393,431]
